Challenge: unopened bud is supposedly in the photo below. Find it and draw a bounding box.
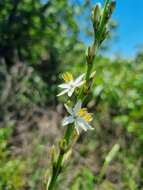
[108,0,116,18]
[90,70,96,79]
[72,130,79,145]
[99,26,109,44]
[62,149,72,165]
[91,3,102,24]
[86,45,96,64]
[49,145,57,164]
[59,139,68,153]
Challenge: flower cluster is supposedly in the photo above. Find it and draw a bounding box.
[57,72,94,134]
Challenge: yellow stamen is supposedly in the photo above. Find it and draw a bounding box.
[78,108,93,122]
[78,108,87,117]
[62,72,73,82]
[84,114,93,122]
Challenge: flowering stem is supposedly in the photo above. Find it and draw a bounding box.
[47,0,116,189]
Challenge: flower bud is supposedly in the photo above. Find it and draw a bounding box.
[49,145,57,164]
[59,139,68,153]
[90,70,96,79]
[86,45,96,65]
[108,0,116,18]
[85,46,91,63]
[91,3,102,24]
[99,26,109,44]
[72,130,79,145]
[62,149,72,165]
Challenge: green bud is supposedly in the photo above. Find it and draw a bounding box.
[108,0,116,18]
[50,145,57,164]
[62,149,72,165]
[90,70,96,79]
[99,26,109,44]
[59,139,68,153]
[85,46,91,63]
[71,130,79,146]
[85,47,89,58]
[91,3,102,24]
[86,45,96,64]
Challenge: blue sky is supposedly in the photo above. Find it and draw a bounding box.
[81,0,143,58]
[110,0,143,58]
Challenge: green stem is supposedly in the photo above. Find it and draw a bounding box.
[86,63,93,82]
[64,124,74,144]
[48,125,73,190]
[48,153,64,190]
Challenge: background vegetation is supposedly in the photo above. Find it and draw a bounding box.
[0,0,143,190]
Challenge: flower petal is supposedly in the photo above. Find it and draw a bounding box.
[74,121,80,135]
[73,100,82,114]
[64,104,73,115]
[78,117,94,130]
[62,116,74,126]
[75,80,85,87]
[74,74,85,84]
[68,87,75,97]
[58,83,70,89]
[77,118,87,131]
[57,89,68,96]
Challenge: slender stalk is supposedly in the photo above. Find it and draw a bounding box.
[64,124,74,144]
[48,153,64,190]
[47,125,73,190]
[47,1,116,189]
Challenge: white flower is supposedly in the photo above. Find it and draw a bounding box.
[62,100,94,134]
[57,72,85,97]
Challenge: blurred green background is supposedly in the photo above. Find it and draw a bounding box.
[0,0,143,190]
